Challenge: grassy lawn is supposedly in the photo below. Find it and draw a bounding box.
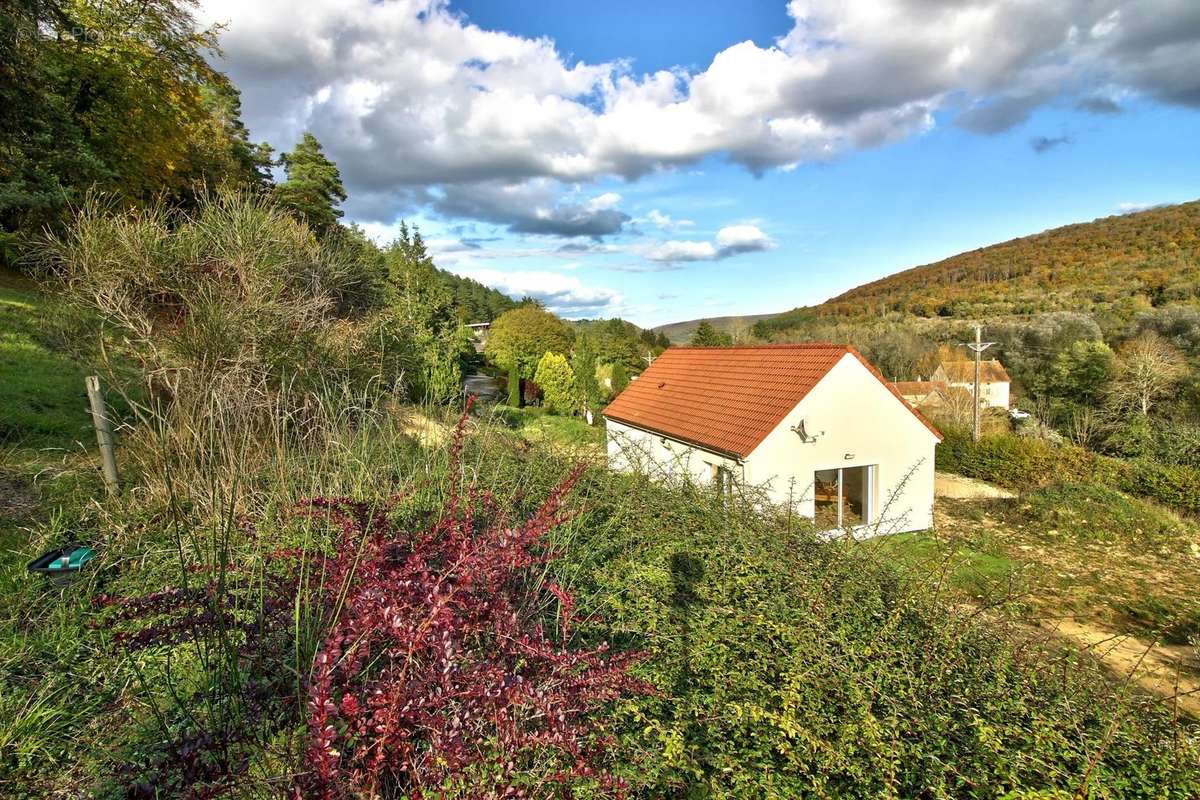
[490,405,605,455]
[868,528,1025,605]
[0,277,94,453]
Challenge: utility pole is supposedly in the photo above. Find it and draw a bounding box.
[962,324,996,442]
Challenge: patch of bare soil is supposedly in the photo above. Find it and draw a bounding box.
[0,470,39,519]
[935,471,1016,500]
[932,496,1200,715]
[401,413,453,448]
[1038,617,1200,718]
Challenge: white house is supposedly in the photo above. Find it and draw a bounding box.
[932,360,1011,409]
[603,343,942,535]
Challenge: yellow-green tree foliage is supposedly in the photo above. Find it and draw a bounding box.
[485,305,575,379]
[534,351,578,414]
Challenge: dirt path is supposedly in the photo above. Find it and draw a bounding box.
[935,471,1016,500]
[1038,617,1200,718]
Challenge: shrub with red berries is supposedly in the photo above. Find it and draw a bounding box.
[99,404,652,798]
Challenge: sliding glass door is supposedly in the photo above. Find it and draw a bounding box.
[813,466,873,530]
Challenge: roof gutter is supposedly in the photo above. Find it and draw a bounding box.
[602,415,747,463]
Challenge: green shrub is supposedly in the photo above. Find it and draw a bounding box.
[39,192,411,405]
[535,464,1200,798]
[1104,417,1200,469]
[937,427,1200,517]
[507,364,521,407]
[534,350,578,414]
[3,408,1197,797]
[1118,457,1200,517]
[611,361,629,395]
[1012,484,1192,545]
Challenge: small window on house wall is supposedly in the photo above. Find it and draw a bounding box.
[709,463,734,498]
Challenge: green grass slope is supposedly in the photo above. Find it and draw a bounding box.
[0,273,93,451]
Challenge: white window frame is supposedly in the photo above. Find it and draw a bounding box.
[815,465,875,529]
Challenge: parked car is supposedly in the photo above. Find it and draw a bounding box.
[1009,407,1031,421]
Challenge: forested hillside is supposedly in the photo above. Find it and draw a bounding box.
[653,312,779,344]
[757,200,1200,337]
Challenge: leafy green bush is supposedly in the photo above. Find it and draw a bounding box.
[937,428,1200,517]
[39,192,407,405]
[1011,484,1192,545]
[1104,417,1200,469]
[534,350,578,414]
[3,405,1197,797]
[485,305,574,379]
[534,465,1200,798]
[1118,457,1200,517]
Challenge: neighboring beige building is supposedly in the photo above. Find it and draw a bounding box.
[932,360,1011,408]
[893,380,947,407]
[603,344,942,536]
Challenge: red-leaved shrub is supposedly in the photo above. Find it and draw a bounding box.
[99,402,652,799]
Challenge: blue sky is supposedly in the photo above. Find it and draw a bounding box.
[198,0,1200,326]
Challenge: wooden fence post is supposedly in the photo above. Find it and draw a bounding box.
[85,375,120,496]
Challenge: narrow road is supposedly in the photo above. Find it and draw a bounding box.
[463,372,503,403]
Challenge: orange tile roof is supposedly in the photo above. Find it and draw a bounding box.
[893,380,947,397]
[603,343,941,458]
[938,360,1011,383]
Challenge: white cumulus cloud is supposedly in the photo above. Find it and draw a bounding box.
[453,268,622,316]
[196,0,1200,229]
[646,224,776,263]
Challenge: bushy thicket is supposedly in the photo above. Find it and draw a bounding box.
[1103,416,1200,468]
[5,399,1198,796]
[93,411,649,799]
[40,193,413,402]
[937,427,1200,517]
[480,445,1200,798]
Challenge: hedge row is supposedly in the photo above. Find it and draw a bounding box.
[936,428,1200,517]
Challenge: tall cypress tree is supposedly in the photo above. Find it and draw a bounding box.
[507,365,522,408]
[571,335,602,415]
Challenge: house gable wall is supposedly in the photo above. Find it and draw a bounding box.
[932,364,1010,409]
[744,354,938,533]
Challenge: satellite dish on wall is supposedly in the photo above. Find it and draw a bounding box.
[791,418,819,443]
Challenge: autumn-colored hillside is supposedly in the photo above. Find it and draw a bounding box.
[758,200,1200,336]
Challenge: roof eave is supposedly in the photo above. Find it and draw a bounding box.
[602,414,749,461]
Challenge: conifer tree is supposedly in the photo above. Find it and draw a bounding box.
[535,352,578,415]
[507,365,522,407]
[611,361,630,395]
[274,133,346,235]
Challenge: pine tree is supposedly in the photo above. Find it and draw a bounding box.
[689,320,733,347]
[274,133,346,235]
